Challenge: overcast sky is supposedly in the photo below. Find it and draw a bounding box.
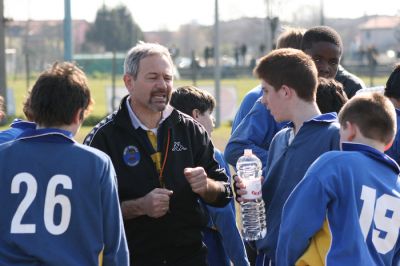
[4,0,400,31]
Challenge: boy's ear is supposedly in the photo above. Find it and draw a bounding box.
[344,121,357,141]
[192,109,200,119]
[281,85,294,98]
[73,108,84,125]
[384,139,394,152]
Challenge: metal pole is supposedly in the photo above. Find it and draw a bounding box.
[111,50,117,112]
[214,0,221,127]
[320,0,325,25]
[0,0,7,118]
[64,0,73,61]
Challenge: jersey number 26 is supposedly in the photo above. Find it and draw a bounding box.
[11,172,72,235]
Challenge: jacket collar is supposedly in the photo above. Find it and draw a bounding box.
[125,96,173,132]
[115,95,181,132]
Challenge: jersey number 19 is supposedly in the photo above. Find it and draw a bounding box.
[359,185,400,254]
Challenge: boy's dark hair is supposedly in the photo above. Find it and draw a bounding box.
[170,85,216,116]
[301,26,343,55]
[339,93,396,145]
[316,77,348,113]
[23,62,93,127]
[276,27,305,49]
[384,64,400,99]
[254,48,318,102]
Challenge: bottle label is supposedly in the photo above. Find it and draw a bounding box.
[242,177,262,200]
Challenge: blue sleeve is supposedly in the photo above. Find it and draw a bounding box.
[386,123,400,165]
[209,150,250,265]
[214,149,231,178]
[385,139,400,165]
[0,128,24,144]
[276,162,330,266]
[101,159,129,266]
[206,204,250,266]
[231,86,263,132]
[225,99,280,169]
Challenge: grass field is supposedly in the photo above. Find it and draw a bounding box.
[1,75,388,151]
[1,76,260,150]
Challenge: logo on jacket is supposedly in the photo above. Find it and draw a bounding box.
[123,145,140,167]
[172,141,187,152]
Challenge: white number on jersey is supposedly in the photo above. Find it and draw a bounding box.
[359,185,400,254]
[11,172,72,235]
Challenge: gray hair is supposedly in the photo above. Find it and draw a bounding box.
[124,41,173,78]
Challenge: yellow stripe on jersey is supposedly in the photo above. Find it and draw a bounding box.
[151,152,162,173]
[98,247,103,266]
[147,131,157,150]
[296,219,331,266]
[147,130,162,174]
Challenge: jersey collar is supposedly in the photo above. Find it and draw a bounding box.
[342,142,400,174]
[286,112,338,128]
[10,119,36,130]
[18,128,75,143]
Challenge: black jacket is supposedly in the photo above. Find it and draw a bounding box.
[84,96,232,263]
[335,65,366,98]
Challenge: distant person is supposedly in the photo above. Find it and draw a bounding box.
[241,44,247,66]
[234,48,340,265]
[301,25,366,98]
[277,93,400,265]
[384,64,400,164]
[316,77,348,114]
[170,85,250,266]
[0,95,4,121]
[0,62,129,265]
[84,42,232,266]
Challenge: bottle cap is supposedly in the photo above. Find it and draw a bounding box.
[244,149,252,156]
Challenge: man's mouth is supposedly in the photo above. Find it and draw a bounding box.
[152,94,167,102]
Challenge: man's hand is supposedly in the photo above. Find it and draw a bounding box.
[184,167,208,196]
[142,188,173,218]
[233,174,248,202]
[233,174,264,202]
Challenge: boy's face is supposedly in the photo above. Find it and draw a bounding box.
[261,80,289,122]
[195,109,215,136]
[304,41,341,79]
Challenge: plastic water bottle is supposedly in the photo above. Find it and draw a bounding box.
[236,149,266,241]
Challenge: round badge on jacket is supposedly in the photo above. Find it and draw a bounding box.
[123,145,140,167]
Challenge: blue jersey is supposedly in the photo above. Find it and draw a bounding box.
[277,143,400,265]
[202,149,250,266]
[231,85,263,132]
[257,113,340,263]
[386,108,400,164]
[0,119,36,144]
[0,128,129,265]
[225,99,284,175]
